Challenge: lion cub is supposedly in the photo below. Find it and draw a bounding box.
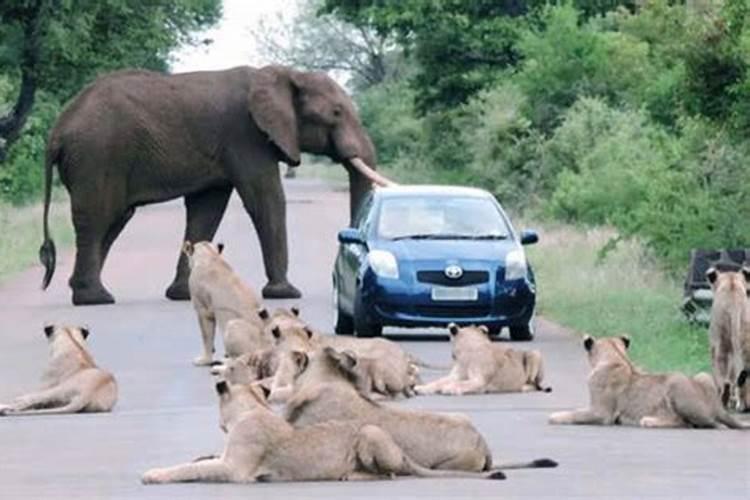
[706,266,750,410]
[183,241,265,365]
[548,336,747,429]
[415,324,550,395]
[0,325,117,416]
[141,380,503,484]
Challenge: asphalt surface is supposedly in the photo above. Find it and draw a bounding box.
[0,177,747,499]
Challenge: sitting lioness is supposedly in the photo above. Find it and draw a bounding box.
[706,265,750,410]
[141,380,505,484]
[183,241,265,365]
[548,335,747,429]
[284,347,558,473]
[0,325,117,416]
[415,324,551,395]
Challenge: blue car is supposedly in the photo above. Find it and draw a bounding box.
[332,185,539,339]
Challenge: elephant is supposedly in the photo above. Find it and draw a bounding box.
[38,65,393,306]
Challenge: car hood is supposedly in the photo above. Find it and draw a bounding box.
[373,238,518,265]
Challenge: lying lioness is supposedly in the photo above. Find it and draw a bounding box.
[415,324,551,395]
[0,325,117,416]
[548,335,747,429]
[183,241,265,365]
[284,347,558,473]
[141,380,505,484]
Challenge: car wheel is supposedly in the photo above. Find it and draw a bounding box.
[333,279,354,335]
[353,290,382,338]
[509,318,535,341]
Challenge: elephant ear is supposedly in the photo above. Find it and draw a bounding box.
[248,66,301,166]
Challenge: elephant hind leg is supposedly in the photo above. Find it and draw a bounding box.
[166,186,232,301]
[68,190,129,306]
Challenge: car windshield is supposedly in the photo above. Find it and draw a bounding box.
[376,195,511,240]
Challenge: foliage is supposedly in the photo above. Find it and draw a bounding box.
[0,0,221,203]
[251,0,400,91]
[348,1,749,275]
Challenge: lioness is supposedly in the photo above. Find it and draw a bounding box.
[284,347,558,472]
[706,265,750,410]
[210,349,280,386]
[548,335,747,429]
[415,324,551,395]
[0,325,117,416]
[265,314,421,400]
[141,380,505,484]
[183,241,264,365]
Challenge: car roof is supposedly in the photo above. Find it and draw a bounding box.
[374,184,494,199]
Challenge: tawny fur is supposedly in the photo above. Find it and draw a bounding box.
[415,324,551,395]
[707,266,750,411]
[264,309,420,400]
[183,241,265,365]
[548,336,747,429]
[283,347,557,473]
[0,325,117,416]
[141,381,502,484]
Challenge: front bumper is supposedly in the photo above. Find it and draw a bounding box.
[359,270,536,329]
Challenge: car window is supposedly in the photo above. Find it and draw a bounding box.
[376,195,510,240]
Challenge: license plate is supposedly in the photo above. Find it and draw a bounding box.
[431,286,478,301]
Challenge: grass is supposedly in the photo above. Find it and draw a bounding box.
[525,221,710,374]
[0,192,74,283]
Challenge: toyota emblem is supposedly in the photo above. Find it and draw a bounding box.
[444,265,463,279]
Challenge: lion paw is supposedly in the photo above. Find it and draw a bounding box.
[193,355,214,367]
[142,468,168,484]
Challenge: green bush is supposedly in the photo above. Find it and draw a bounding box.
[0,93,61,204]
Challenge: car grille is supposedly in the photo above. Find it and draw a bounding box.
[416,270,489,287]
[414,305,491,318]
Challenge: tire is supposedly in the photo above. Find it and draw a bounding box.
[333,279,354,335]
[509,318,535,341]
[353,290,382,338]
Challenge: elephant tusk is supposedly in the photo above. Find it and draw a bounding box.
[349,157,398,188]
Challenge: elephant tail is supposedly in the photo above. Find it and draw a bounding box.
[39,140,60,290]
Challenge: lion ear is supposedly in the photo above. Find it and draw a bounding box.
[216,242,225,254]
[291,351,309,372]
[478,325,489,335]
[291,306,300,317]
[304,327,314,339]
[43,324,55,338]
[182,241,194,257]
[248,66,301,166]
[271,326,281,340]
[583,335,594,351]
[258,307,270,321]
[742,266,750,283]
[706,267,718,286]
[215,381,229,396]
[619,335,631,350]
[80,326,90,340]
[448,323,460,336]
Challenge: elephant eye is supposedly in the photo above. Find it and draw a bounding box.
[332,105,343,118]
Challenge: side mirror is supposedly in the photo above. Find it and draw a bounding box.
[338,228,365,245]
[520,230,539,246]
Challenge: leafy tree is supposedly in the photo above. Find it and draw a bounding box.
[251,0,400,90]
[0,0,221,160]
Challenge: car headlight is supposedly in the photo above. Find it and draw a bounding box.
[505,249,527,281]
[368,250,399,279]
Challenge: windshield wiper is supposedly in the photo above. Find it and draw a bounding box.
[391,233,508,241]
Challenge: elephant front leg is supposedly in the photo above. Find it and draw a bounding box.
[166,186,233,301]
[236,167,301,299]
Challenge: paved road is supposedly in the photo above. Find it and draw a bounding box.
[0,178,747,499]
